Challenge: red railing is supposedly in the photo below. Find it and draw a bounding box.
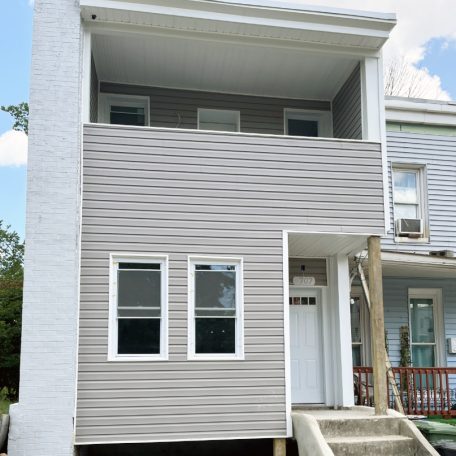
[354,366,456,417]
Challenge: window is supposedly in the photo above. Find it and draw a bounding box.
[350,289,370,366]
[392,165,427,240]
[198,109,240,132]
[99,94,149,126]
[108,254,168,361]
[188,257,244,360]
[284,109,332,137]
[409,289,443,368]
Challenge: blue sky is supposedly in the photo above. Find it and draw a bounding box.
[0,1,455,240]
[420,38,456,100]
[0,0,32,239]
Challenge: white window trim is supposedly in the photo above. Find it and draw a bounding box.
[197,108,241,132]
[187,256,244,361]
[98,93,150,126]
[108,253,168,362]
[392,163,429,243]
[408,288,445,367]
[350,286,371,366]
[284,108,333,138]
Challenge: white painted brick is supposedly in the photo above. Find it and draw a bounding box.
[8,0,82,455]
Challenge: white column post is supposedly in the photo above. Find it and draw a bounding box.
[332,253,355,407]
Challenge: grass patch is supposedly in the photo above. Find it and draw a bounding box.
[428,415,456,426]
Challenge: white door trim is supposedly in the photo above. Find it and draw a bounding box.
[289,286,325,404]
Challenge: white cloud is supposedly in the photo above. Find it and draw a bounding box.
[277,0,456,100]
[0,130,28,167]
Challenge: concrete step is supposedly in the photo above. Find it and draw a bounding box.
[317,416,402,438]
[326,435,417,456]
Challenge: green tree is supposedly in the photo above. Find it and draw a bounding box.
[1,102,29,135]
[0,222,24,401]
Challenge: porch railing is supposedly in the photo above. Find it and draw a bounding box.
[354,366,456,417]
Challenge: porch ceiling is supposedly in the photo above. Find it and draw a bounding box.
[288,233,367,257]
[91,31,360,99]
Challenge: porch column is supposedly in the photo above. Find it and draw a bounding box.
[368,236,388,415]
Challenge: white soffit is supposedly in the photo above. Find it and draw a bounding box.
[288,233,367,257]
[80,0,396,52]
[92,32,359,98]
[385,97,456,127]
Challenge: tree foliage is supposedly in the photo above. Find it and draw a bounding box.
[1,102,29,135]
[0,221,24,401]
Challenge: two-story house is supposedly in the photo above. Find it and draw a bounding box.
[8,1,399,455]
[351,97,456,415]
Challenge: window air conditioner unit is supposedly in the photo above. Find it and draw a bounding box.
[396,218,423,238]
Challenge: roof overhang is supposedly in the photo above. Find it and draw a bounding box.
[385,97,456,127]
[381,251,456,279]
[288,233,368,257]
[80,0,396,53]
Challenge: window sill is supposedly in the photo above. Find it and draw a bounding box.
[108,354,168,362]
[187,353,245,361]
[394,237,430,244]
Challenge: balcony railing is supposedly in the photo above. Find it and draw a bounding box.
[354,366,456,417]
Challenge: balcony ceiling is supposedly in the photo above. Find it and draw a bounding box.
[92,32,360,99]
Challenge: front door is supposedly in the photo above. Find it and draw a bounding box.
[290,288,324,403]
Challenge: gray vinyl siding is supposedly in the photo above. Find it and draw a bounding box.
[76,124,384,444]
[288,258,327,286]
[383,130,456,252]
[100,82,330,135]
[90,56,98,123]
[332,65,362,140]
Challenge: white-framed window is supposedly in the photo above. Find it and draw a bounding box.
[392,165,428,241]
[197,109,240,132]
[188,256,244,360]
[108,254,168,361]
[284,109,332,138]
[350,288,370,367]
[99,93,150,126]
[408,288,444,368]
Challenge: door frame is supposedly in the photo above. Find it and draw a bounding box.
[288,285,328,404]
[289,285,327,405]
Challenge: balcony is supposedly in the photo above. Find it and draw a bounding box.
[82,123,385,236]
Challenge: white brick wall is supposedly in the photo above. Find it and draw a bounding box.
[8,0,82,454]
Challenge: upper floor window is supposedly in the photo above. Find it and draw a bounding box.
[188,257,244,360]
[99,94,149,127]
[108,254,168,361]
[392,165,427,240]
[284,109,332,137]
[198,109,240,132]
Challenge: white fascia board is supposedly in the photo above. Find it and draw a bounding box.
[192,0,397,22]
[385,98,456,127]
[80,0,395,44]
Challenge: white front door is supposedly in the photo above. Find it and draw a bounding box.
[290,288,325,403]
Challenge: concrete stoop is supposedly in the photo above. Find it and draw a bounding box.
[292,407,439,456]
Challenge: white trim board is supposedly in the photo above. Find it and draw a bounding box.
[80,1,396,43]
[386,97,456,127]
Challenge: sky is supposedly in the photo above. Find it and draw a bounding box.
[0,0,456,240]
